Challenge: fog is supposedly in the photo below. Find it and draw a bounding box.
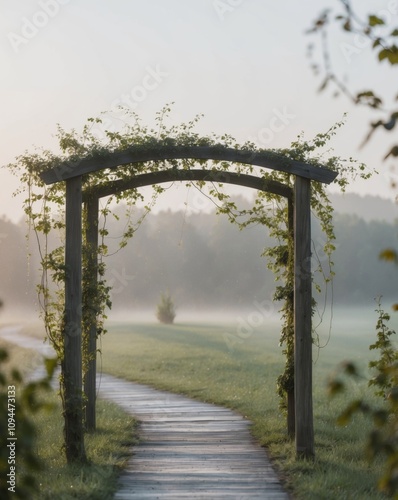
[106,306,282,326]
[0,193,397,338]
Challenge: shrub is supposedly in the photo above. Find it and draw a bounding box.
[156,292,176,324]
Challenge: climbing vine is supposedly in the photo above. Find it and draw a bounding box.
[8,105,373,440]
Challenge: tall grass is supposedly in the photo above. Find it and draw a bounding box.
[97,313,387,499]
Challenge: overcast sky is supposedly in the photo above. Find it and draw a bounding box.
[0,0,396,223]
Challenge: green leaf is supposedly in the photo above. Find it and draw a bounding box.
[369,15,385,26]
[337,400,362,426]
[373,409,388,427]
[44,357,58,378]
[343,20,351,31]
[384,145,398,160]
[380,249,398,263]
[342,361,358,376]
[378,46,398,65]
[328,379,344,396]
[383,116,396,130]
[318,76,329,92]
[356,90,383,108]
[387,387,398,402]
[11,369,22,383]
[0,348,8,363]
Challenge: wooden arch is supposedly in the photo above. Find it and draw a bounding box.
[40,144,337,463]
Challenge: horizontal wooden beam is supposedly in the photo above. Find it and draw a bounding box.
[82,168,293,201]
[41,144,338,185]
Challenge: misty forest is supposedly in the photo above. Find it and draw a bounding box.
[0,192,396,317]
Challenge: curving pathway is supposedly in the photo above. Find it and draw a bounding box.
[0,326,290,499]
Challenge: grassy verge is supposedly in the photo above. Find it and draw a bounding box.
[96,317,386,499]
[31,393,138,500]
[0,337,138,500]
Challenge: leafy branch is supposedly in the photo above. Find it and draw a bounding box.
[307,0,398,160]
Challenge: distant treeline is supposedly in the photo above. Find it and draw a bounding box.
[0,194,396,313]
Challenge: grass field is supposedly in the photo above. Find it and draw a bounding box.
[12,306,396,498]
[95,307,392,499]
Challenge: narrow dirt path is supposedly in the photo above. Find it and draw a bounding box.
[0,326,290,499]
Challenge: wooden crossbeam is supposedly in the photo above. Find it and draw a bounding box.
[82,169,293,201]
[40,144,338,185]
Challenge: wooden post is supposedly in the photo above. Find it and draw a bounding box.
[84,196,99,431]
[64,176,86,463]
[294,176,314,459]
[287,197,295,440]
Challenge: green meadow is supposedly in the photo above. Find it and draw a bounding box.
[96,307,392,499]
[11,305,396,498]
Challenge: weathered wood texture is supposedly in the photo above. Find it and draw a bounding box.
[293,176,314,459]
[83,168,293,201]
[99,375,290,499]
[64,176,86,462]
[287,198,295,440]
[83,196,99,431]
[40,144,338,185]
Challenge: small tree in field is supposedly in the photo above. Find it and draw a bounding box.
[156,292,176,325]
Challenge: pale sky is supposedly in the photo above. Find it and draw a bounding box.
[0,0,396,223]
